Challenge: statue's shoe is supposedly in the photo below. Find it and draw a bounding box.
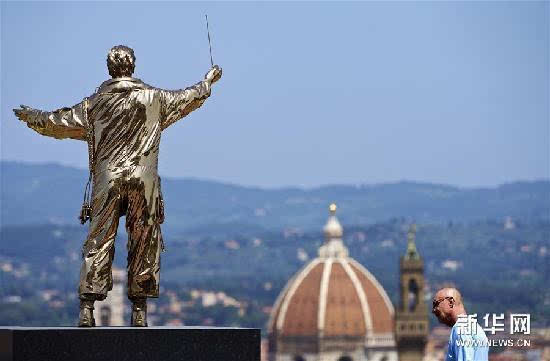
[131,309,148,327]
[78,307,96,327]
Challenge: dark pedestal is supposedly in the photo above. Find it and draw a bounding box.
[0,326,260,361]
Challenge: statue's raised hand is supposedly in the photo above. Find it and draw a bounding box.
[205,65,222,84]
[13,105,33,122]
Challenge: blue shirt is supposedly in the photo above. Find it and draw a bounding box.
[446,318,489,361]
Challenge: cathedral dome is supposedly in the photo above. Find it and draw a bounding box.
[268,205,394,341]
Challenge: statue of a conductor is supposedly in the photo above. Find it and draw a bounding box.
[13,45,222,327]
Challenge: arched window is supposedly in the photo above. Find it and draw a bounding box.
[293,355,305,361]
[380,356,389,361]
[407,279,419,312]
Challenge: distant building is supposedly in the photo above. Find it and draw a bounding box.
[504,216,516,230]
[268,204,398,361]
[95,267,125,326]
[394,225,429,361]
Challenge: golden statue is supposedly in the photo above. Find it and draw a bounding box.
[13,45,222,326]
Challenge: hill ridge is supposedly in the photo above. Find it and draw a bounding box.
[1,161,548,230]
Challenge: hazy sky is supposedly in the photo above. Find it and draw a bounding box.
[1,1,548,188]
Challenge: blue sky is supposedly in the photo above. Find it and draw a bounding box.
[1,1,548,188]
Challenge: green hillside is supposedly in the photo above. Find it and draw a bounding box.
[1,219,548,328]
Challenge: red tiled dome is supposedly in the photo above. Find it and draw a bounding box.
[269,205,394,341]
[269,256,394,338]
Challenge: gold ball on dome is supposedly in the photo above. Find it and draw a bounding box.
[329,203,337,214]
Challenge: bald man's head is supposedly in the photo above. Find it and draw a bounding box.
[436,288,463,304]
[432,287,467,327]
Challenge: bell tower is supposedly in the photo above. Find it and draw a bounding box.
[395,224,428,361]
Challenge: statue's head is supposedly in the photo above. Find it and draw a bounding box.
[107,45,136,78]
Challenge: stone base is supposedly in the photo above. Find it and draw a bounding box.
[0,326,260,361]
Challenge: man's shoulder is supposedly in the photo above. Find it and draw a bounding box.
[473,323,488,341]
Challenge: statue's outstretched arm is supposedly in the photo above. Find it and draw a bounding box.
[13,101,88,141]
[158,65,222,131]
